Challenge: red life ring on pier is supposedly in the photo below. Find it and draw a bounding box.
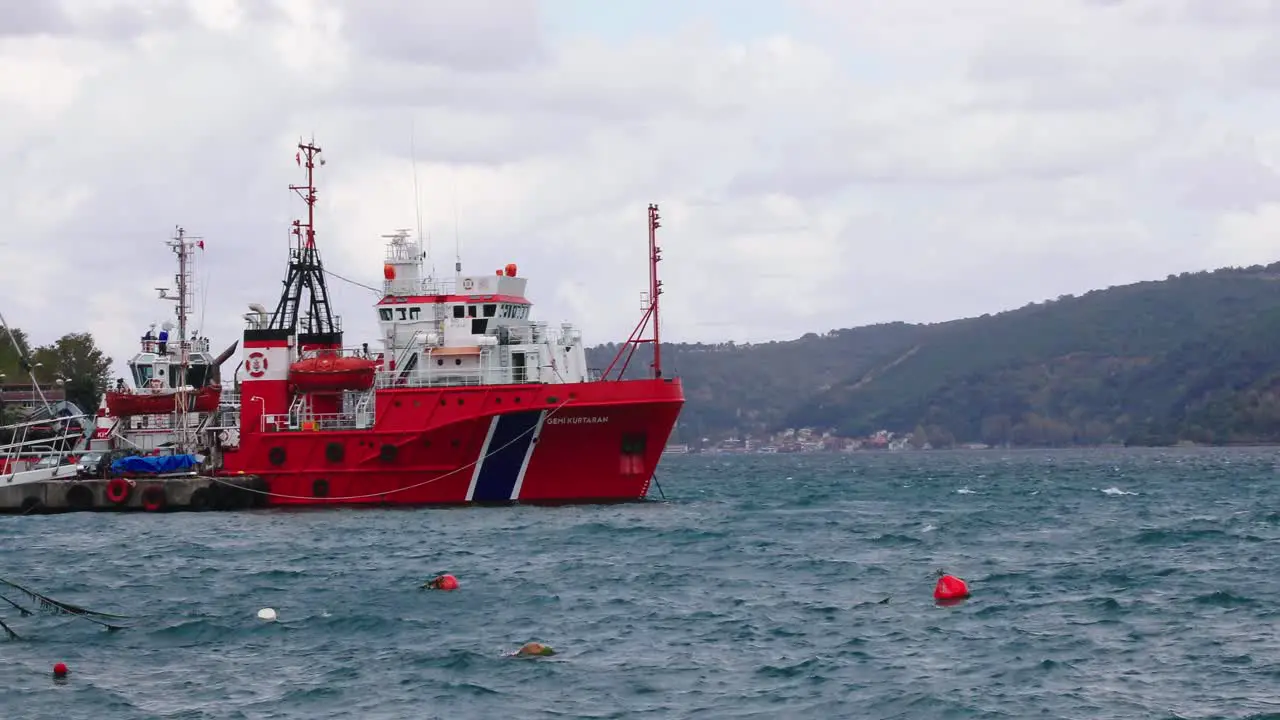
[106,478,133,505]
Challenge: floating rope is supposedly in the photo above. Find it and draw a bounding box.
[0,594,32,616]
[0,577,131,634]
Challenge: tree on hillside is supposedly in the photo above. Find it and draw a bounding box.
[30,333,113,413]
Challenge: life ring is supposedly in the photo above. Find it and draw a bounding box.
[106,478,132,504]
[140,485,166,512]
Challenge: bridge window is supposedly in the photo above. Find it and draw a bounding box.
[132,364,154,388]
[396,308,407,320]
[453,305,464,319]
[409,307,421,320]
[379,309,392,321]
[483,304,496,317]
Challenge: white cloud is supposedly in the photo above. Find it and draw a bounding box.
[1,0,1279,381]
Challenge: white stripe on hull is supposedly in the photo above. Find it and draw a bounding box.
[464,417,499,502]
[509,410,547,501]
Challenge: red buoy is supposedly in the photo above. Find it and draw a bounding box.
[424,573,459,590]
[52,662,68,678]
[934,573,970,602]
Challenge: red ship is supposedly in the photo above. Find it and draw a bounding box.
[211,139,684,505]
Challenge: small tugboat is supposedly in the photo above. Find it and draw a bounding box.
[102,227,230,435]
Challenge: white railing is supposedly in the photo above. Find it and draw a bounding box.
[296,347,376,361]
[374,368,509,389]
[138,337,212,354]
[501,323,548,344]
[259,411,363,432]
[382,277,457,297]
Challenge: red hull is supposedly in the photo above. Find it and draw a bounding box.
[219,377,683,505]
[289,355,377,392]
[107,385,222,416]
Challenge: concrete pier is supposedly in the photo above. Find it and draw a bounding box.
[0,475,268,514]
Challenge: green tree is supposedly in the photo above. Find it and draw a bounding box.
[30,333,113,413]
[0,326,33,380]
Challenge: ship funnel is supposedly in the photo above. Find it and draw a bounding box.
[210,340,240,383]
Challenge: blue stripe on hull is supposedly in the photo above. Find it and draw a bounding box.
[471,411,541,502]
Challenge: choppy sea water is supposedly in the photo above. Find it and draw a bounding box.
[2,448,1279,719]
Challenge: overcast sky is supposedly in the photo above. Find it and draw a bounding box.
[3,0,1279,379]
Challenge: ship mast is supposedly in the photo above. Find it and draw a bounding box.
[602,203,664,381]
[266,139,340,340]
[648,203,663,378]
[160,226,199,343]
[158,226,201,452]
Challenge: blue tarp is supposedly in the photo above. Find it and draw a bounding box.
[110,454,199,475]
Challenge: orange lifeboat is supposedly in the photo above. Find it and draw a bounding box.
[289,353,377,392]
[106,385,222,416]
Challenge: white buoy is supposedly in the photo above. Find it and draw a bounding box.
[257,607,277,622]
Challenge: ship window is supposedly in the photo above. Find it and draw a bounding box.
[483,304,496,318]
[379,309,392,321]
[455,359,462,366]
[437,358,443,366]
[471,318,488,335]
[396,308,407,320]
[467,305,477,318]
[132,364,154,387]
[409,307,421,320]
[453,305,464,319]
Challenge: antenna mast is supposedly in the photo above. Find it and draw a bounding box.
[601,203,664,381]
[410,118,431,277]
[452,168,461,277]
[267,138,341,342]
[157,226,202,453]
[159,226,200,343]
[649,203,663,378]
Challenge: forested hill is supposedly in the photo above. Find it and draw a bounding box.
[586,263,1280,447]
